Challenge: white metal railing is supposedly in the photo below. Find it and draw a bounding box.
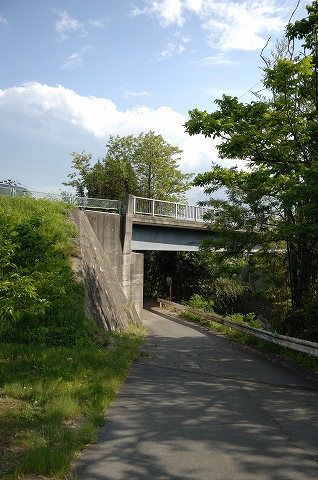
[0,185,28,198]
[0,186,121,213]
[158,299,318,357]
[133,196,215,222]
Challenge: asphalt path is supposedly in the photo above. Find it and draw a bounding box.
[75,307,318,479]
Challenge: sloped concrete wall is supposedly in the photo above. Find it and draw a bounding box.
[71,210,141,330]
[83,210,144,316]
[82,210,124,279]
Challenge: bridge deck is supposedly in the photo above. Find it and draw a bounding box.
[131,214,207,230]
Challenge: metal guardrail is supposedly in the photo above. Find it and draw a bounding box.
[0,186,121,213]
[133,196,215,222]
[157,298,318,357]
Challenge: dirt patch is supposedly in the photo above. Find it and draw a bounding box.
[19,476,56,480]
[0,391,28,478]
[62,415,86,432]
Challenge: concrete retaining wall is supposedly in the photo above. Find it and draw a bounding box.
[71,210,142,330]
[83,210,144,317]
[83,210,124,278]
[235,296,284,326]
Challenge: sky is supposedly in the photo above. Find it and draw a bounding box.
[0,0,309,204]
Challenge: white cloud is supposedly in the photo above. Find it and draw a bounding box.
[122,89,151,98]
[130,0,292,51]
[187,53,242,66]
[61,44,93,70]
[158,42,176,58]
[0,14,9,38]
[184,0,204,13]
[89,18,110,28]
[202,1,286,51]
[0,82,221,197]
[53,10,85,41]
[130,0,185,27]
[0,14,9,26]
[158,40,187,59]
[174,31,191,43]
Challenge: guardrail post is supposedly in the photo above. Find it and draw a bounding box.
[152,199,155,216]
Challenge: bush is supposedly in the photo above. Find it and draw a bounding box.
[211,276,249,310]
[186,294,215,313]
[281,299,318,342]
[228,312,263,329]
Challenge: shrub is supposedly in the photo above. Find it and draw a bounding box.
[186,294,215,313]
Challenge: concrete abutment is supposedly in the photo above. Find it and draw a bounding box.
[71,199,144,330]
[71,194,211,330]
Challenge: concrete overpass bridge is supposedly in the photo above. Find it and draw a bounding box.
[125,195,215,251]
[1,185,214,328]
[71,195,215,330]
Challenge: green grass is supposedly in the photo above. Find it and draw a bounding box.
[0,322,146,479]
[0,196,147,478]
[0,196,83,345]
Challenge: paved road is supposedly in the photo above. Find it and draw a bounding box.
[75,307,318,479]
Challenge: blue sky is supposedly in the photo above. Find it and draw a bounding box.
[0,0,308,203]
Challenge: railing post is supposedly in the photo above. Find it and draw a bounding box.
[152,199,155,216]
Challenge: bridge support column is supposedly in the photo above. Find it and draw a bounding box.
[121,195,144,316]
[82,197,144,319]
[71,210,141,329]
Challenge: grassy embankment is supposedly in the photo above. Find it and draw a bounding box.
[0,196,145,479]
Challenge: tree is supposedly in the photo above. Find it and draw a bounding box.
[64,131,193,202]
[132,131,193,201]
[62,151,92,197]
[184,1,318,338]
[86,156,138,200]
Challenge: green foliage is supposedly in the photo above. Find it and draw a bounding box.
[64,130,193,202]
[281,297,318,341]
[186,294,215,313]
[209,276,248,310]
[0,274,50,320]
[144,250,248,312]
[228,312,263,329]
[144,251,213,301]
[87,155,138,200]
[184,2,318,338]
[0,195,85,346]
[132,131,193,201]
[184,295,262,328]
[62,150,92,196]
